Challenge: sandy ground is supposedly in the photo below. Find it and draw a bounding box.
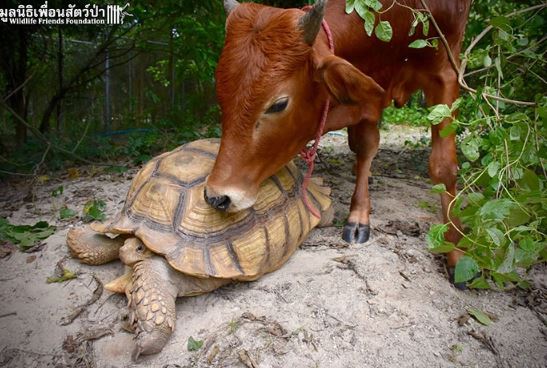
[0,126,545,368]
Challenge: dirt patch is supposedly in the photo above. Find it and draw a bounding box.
[0,126,545,368]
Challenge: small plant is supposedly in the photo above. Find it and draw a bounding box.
[59,206,77,220]
[228,319,239,334]
[83,199,107,223]
[187,336,203,351]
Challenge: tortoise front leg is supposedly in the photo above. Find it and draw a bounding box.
[129,256,230,359]
[130,257,178,360]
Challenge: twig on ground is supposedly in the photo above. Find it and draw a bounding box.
[332,254,378,295]
[61,274,104,326]
[468,329,500,356]
[0,312,17,319]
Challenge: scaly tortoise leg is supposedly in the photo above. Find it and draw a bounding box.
[129,256,178,360]
[120,238,231,359]
[129,257,231,359]
[66,225,124,265]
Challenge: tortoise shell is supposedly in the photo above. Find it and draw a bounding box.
[92,139,331,280]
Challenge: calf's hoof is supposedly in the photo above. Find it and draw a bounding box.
[342,222,370,243]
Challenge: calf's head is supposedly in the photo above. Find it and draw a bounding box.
[205,0,384,212]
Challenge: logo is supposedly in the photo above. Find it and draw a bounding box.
[0,2,133,25]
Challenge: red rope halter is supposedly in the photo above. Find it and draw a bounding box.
[299,15,334,218]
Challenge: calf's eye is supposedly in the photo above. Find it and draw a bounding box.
[265,97,289,114]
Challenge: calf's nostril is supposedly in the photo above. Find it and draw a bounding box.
[214,195,231,211]
[204,189,231,211]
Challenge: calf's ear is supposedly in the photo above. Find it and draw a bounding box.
[315,55,386,122]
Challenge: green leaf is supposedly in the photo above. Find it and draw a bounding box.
[365,0,382,12]
[187,336,203,351]
[505,207,531,228]
[363,9,375,36]
[468,276,490,289]
[375,20,392,42]
[429,241,455,254]
[467,307,493,326]
[422,18,429,36]
[479,199,515,221]
[497,242,515,273]
[427,104,451,124]
[440,122,457,137]
[426,223,454,253]
[354,1,367,18]
[490,16,511,32]
[487,160,499,177]
[345,0,355,14]
[454,256,480,283]
[60,207,77,220]
[509,125,520,140]
[486,227,504,246]
[494,57,503,80]
[483,54,492,67]
[52,186,64,197]
[83,199,107,223]
[431,183,447,194]
[515,237,544,268]
[409,39,428,48]
[461,138,480,162]
[467,192,484,205]
[519,169,540,191]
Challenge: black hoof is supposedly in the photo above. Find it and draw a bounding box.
[342,222,370,244]
[448,267,480,290]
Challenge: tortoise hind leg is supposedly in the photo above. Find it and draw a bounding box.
[67,225,124,265]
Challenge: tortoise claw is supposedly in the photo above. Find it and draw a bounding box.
[342,222,370,244]
[131,345,142,362]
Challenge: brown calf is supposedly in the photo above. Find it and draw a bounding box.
[205,0,471,281]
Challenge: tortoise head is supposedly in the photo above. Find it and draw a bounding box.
[120,238,152,266]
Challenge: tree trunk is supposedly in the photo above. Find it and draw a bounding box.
[1,28,30,146]
[56,27,64,133]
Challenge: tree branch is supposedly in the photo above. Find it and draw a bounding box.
[0,101,110,168]
[419,0,542,107]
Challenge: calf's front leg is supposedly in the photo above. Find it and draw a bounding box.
[343,120,380,243]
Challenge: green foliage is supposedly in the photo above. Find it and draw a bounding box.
[454,256,480,283]
[431,183,447,194]
[187,336,203,351]
[426,223,455,253]
[83,199,106,223]
[0,218,56,251]
[382,92,429,127]
[381,1,547,289]
[346,0,391,42]
[59,206,77,220]
[52,186,64,197]
[445,1,545,288]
